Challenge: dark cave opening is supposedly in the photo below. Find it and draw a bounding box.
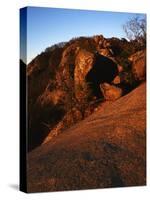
[86,53,118,98]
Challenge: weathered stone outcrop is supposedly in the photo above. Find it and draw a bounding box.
[100,83,122,101]
[93,34,111,49]
[129,50,146,81]
[27,34,146,151]
[74,49,95,100]
[98,48,113,57]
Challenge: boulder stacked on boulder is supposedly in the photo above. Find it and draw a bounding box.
[100,83,122,101]
[27,34,146,151]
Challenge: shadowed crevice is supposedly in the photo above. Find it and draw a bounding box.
[86,54,118,97]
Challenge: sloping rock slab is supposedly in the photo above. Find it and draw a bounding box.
[27,83,146,192]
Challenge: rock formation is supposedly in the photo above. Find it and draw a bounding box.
[100,83,122,101]
[129,50,146,81]
[27,34,146,151]
[26,32,146,192]
[27,82,146,192]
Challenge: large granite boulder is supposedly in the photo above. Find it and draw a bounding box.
[100,83,122,101]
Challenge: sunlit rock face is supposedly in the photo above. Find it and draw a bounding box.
[27,83,146,192]
[74,49,95,100]
[129,50,146,81]
[100,83,122,101]
[27,34,146,151]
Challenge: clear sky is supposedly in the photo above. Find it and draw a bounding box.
[20,7,145,64]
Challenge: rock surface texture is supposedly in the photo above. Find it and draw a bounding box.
[100,83,122,101]
[27,83,146,192]
[129,50,146,81]
[27,34,146,153]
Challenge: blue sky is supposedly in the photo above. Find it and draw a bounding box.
[20,7,146,64]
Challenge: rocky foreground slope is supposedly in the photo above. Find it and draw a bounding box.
[27,82,146,192]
